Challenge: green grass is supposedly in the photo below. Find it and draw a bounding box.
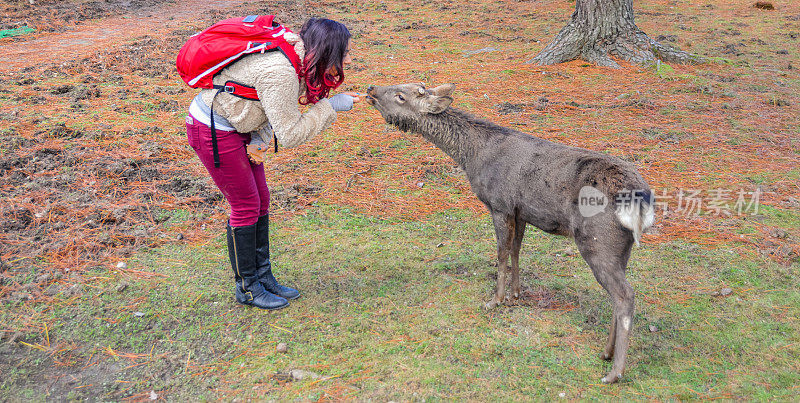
[3,206,798,400]
[760,205,800,229]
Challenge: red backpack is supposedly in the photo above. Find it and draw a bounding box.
[177,14,302,91]
[176,15,302,165]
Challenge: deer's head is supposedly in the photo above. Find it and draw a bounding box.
[365,83,455,122]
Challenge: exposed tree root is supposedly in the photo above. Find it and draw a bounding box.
[528,10,704,68]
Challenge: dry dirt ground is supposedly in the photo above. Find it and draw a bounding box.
[0,0,315,276]
[0,0,798,399]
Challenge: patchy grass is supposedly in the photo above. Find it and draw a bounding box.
[2,207,798,400]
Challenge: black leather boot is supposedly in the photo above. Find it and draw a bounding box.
[226,223,288,310]
[255,215,300,300]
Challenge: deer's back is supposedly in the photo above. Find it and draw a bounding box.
[464,128,648,236]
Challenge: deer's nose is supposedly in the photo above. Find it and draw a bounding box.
[366,86,376,96]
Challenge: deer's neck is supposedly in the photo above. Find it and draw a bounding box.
[399,109,490,168]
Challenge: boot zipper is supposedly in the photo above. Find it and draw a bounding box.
[232,228,253,301]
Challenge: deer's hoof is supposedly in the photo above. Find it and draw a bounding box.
[601,371,622,384]
[484,298,501,310]
[599,351,613,361]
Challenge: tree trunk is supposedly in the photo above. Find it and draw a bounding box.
[529,0,702,68]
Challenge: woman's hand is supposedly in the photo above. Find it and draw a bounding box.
[342,91,363,104]
[247,129,272,164]
[328,92,363,112]
[247,143,268,164]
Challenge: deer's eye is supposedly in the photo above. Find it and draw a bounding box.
[396,93,406,102]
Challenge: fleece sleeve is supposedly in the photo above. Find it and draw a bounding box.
[252,64,337,148]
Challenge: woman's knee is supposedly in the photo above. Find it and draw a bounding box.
[229,203,260,227]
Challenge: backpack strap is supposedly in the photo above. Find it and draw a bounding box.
[209,81,280,161]
[212,80,259,100]
[210,89,223,168]
[208,81,249,167]
[216,80,280,153]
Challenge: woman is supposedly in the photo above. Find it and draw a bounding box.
[185,18,360,310]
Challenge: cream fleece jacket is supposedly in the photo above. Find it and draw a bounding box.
[198,33,337,148]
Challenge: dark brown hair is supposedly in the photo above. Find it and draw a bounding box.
[298,18,351,105]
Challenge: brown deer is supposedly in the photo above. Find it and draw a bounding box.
[365,83,655,383]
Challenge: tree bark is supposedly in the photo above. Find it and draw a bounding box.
[529,0,703,68]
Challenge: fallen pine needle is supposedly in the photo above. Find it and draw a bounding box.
[267,322,293,334]
[19,341,46,351]
[307,374,342,388]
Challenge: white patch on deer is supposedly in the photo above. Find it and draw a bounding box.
[642,202,655,230]
[622,316,631,331]
[615,196,653,247]
[616,201,637,231]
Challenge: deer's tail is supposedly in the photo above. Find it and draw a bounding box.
[615,189,655,246]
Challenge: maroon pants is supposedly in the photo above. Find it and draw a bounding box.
[185,114,269,227]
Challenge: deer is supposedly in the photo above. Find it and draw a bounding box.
[365,83,655,384]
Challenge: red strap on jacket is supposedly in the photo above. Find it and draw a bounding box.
[213,81,260,101]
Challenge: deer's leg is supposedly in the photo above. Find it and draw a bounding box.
[576,230,634,384]
[509,216,526,301]
[601,313,617,361]
[601,269,634,384]
[485,211,514,310]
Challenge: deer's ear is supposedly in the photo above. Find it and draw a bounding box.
[429,83,455,97]
[426,96,453,114]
